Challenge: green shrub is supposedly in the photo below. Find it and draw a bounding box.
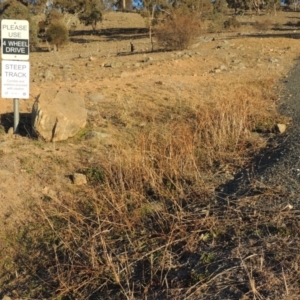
[46,20,69,51]
[154,12,200,50]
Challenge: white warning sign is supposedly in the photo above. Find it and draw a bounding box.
[2,60,30,99]
[1,19,29,61]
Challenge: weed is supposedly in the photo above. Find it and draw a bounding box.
[201,252,215,264]
[80,166,105,185]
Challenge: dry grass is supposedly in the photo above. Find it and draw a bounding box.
[0,74,289,299]
[0,9,300,300]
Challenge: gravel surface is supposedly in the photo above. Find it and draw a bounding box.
[217,59,300,209]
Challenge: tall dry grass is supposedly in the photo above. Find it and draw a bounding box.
[0,75,292,299]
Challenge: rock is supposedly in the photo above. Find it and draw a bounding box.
[31,89,87,142]
[269,57,279,63]
[2,296,12,300]
[145,56,153,62]
[63,64,72,69]
[86,131,109,139]
[120,71,130,78]
[73,173,87,185]
[219,65,227,71]
[87,93,105,102]
[43,69,55,80]
[111,62,122,68]
[275,123,286,134]
[87,110,99,117]
[7,127,14,135]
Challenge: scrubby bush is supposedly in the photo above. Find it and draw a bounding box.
[253,19,273,31]
[46,21,69,51]
[2,0,38,49]
[46,8,64,24]
[154,12,200,50]
[213,0,228,14]
[224,16,241,29]
[207,12,227,33]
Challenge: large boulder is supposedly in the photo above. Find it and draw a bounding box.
[31,89,87,142]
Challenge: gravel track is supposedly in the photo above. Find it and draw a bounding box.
[217,59,300,209]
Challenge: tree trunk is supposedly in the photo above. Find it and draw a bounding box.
[149,5,156,52]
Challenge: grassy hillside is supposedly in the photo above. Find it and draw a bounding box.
[0,10,300,299]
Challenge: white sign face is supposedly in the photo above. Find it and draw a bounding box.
[2,60,30,99]
[1,19,29,61]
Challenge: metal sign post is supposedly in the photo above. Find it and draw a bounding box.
[13,98,19,133]
[1,19,30,134]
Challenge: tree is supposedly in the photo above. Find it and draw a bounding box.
[52,0,104,32]
[114,0,133,11]
[1,0,38,48]
[78,0,103,32]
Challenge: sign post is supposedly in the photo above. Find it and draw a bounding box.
[1,19,30,134]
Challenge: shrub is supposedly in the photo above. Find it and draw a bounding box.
[253,19,273,31]
[224,16,241,29]
[207,12,227,33]
[154,13,200,50]
[213,0,228,14]
[46,8,64,24]
[46,21,69,51]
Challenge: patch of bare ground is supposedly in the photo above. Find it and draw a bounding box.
[1,10,300,299]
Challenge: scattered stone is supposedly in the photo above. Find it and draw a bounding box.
[42,186,57,200]
[63,64,72,69]
[87,110,99,117]
[86,131,109,139]
[142,56,153,63]
[87,93,105,102]
[31,88,87,142]
[43,69,55,80]
[184,51,193,56]
[269,57,279,63]
[220,65,227,71]
[237,63,246,69]
[120,71,131,78]
[182,54,190,59]
[73,173,87,185]
[111,62,122,68]
[275,123,286,134]
[104,62,112,67]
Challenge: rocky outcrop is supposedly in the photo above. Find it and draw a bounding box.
[31,89,87,142]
